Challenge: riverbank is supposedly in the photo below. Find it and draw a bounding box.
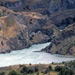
[0,63,64,75]
[0,61,75,75]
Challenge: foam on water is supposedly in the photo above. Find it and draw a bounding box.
[0,42,75,67]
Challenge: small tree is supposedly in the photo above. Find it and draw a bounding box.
[34,67,38,72]
[29,63,32,66]
[20,66,28,74]
[48,65,52,71]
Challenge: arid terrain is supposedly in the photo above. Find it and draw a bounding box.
[0,0,75,56]
[0,61,75,75]
[0,0,75,75]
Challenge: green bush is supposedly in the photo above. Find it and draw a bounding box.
[43,70,48,74]
[55,66,63,72]
[8,70,18,75]
[20,66,28,74]
[59,68,74,75]
[34,67,38,72]
[27,69,33,74]
[48,65,52,71]
[20,66,33,74]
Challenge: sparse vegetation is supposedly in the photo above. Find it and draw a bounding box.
[59,68,74,75]
[8,70,18,75]
[0,72,5,75]
[0,10,6,17]
[0,62,75,75]
[55,66,63,72]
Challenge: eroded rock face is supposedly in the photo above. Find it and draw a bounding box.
[0,0,75,55]
[61,0,75,9]
[69,46,75,55]
[0,0,75,13]
[42,23,75,55]
[1,0,75,29]
[0,8,59,53]
[49,1,59,13]
[0,0,24,11]
[50,9,75,29]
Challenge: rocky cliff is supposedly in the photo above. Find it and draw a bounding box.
[0,7,59,53]
[0,0,75,55]
[42,23,75,56]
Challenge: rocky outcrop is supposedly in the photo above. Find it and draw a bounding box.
[50,9,75,29]
[0,0,75,27]
[49,1,59,14]
[69,46,75,55]
[0,8,60,53]
[61,0,75,9]
[42,23,75,55]
[0,0,75,55]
